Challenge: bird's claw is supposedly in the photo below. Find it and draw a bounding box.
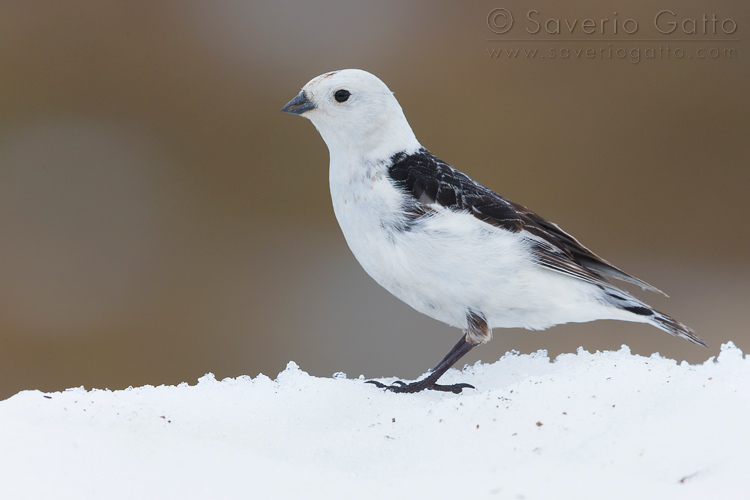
[365,380,389,389]
[429,382,475,394]
[365,379,475,394]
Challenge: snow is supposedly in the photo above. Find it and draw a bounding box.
[1,343,747,500]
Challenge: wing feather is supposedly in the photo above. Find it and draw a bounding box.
[387,148,665,295]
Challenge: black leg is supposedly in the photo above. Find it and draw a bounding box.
[366,333,477,394]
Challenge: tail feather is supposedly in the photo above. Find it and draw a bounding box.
[603,288,707,347]
[648,309,707,347]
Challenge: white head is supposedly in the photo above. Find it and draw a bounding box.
[281,69,420,162]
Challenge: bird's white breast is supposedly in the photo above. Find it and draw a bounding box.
[328,156,618,332]
[329,157,546,330]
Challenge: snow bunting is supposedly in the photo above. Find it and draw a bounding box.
[281,69,706,393]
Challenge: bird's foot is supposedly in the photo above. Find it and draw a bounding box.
[365,379,474,394]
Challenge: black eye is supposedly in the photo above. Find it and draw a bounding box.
[334,89,351,103]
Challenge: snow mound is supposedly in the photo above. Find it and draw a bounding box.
[1,343,747,499]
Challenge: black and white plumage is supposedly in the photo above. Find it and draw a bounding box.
[282,69,705,393]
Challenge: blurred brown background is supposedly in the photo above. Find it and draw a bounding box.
[1,1,748,400]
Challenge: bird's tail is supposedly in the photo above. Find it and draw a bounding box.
[647,309,707,347]
[605,289,707,347]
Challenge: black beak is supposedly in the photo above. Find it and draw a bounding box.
[281,91,316,115]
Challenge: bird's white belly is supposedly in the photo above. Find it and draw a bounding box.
[329,170,621,334]
[333,177,587,330]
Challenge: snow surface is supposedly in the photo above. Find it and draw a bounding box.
[1,343,747,500]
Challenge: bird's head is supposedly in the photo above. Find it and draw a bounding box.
[281,69,419,161]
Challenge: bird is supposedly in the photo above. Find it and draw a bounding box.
[281,69,706,394]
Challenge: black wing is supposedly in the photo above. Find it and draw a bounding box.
[387,148,665,295]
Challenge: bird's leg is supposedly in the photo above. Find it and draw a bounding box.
[367,333,476,393]
[367,311,490,394]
